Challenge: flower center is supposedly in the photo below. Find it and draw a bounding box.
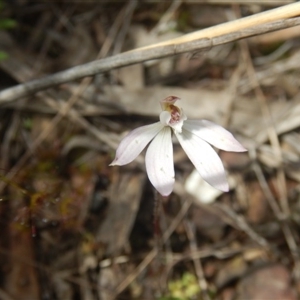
[159,96,187,133]
[169,104,181,125]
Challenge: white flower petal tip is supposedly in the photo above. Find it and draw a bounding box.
[200,172,229,192]
[195,164,229,192]
[235,145,247,152]
[183,120,247,153]
[216,181,229,192]
[158,184,174,197]
[110,122,163,166]
[109,159,122,167]
[185,169,224,204]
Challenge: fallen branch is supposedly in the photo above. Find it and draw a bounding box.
[0,2,300,104]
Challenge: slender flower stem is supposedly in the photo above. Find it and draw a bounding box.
[153,190,162,248]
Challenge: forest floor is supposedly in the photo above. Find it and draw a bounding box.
[1,1,300,300]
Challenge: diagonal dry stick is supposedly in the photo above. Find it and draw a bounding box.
[0,3,300,103]
[184,219,210,300]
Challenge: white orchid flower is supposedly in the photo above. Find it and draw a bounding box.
[110,96,246,196]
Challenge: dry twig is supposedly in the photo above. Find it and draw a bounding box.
[184,220,210,300]
[0,3,300,103]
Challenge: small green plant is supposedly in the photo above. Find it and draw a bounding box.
[161,272,201,300]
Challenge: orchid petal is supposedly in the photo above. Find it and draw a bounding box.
[183,120,247,152]
[175,129,229,192]
[159,111,172,126]
[110,122,164,166]
[146,127,174,196]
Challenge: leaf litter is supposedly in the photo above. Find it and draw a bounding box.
[0,1,300,299]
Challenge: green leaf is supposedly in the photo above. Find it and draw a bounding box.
[0,51,8,61]
[0,18,17,29]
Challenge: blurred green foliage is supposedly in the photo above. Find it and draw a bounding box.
[0,17,17,29]
[160,272,201,300]
[0,51,8,60]
[0,0,17,61]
